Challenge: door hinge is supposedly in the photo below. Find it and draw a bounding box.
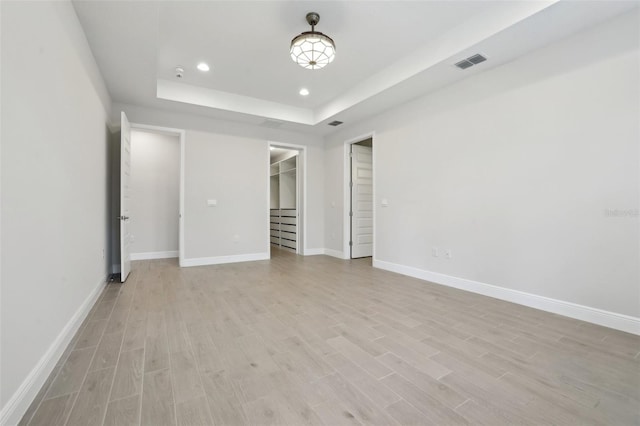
[349,211,353,217]
[349,181,353,188]
[349,241,353,246]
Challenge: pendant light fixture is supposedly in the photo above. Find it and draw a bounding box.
[290,12,336,70]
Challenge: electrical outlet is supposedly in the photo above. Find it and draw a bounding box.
[445,249,452,259]
[432,247,438,257]
[101,248,105,260]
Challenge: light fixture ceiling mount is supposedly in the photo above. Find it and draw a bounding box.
[290,12,336,70]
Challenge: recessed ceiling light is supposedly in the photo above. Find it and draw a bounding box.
[197,62,210,72]
[299,88,310,96]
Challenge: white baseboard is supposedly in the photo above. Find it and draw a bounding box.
[0,276,108,426]
[181,252,269,267]
[130,250,178,260]
[373,259,640,336]
[303,248,325,256]
[323,249,347,259]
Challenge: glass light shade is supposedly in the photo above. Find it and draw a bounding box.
[290,31,335,70]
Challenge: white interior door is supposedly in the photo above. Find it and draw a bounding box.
[351,144,373,258]
[120,112,132,282]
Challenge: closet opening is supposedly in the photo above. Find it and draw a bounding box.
[347,137,374,259]
[269,143,304,255]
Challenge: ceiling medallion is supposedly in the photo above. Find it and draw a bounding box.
[290,12,336,70]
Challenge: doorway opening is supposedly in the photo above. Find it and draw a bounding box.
[112,112,185,282]
[269,143,305,255]
[347,136,374,259]
[129,129,180,257]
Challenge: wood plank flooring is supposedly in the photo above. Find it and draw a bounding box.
[20,249,640,425]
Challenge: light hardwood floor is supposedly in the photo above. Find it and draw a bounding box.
[20,249,640,425]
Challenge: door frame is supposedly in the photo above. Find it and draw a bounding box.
[267,141,307,255]
[130,123,186,267]
[343,132,376,260]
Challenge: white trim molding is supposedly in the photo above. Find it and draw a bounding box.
[373,259,640,336]
[0,276,108,426]
[130,250,178,261]
[181,252,269,267]
[323,249,348,259]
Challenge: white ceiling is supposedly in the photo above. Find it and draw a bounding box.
[72,0,637,135]
[270,146,297,162]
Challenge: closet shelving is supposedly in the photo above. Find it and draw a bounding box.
[270,155,297,252]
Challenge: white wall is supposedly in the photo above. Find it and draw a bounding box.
[0,1,111,423]
[183,131,268,261]
[130,130,180,257]
[324,11,639,320]
[113,103,326,255]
